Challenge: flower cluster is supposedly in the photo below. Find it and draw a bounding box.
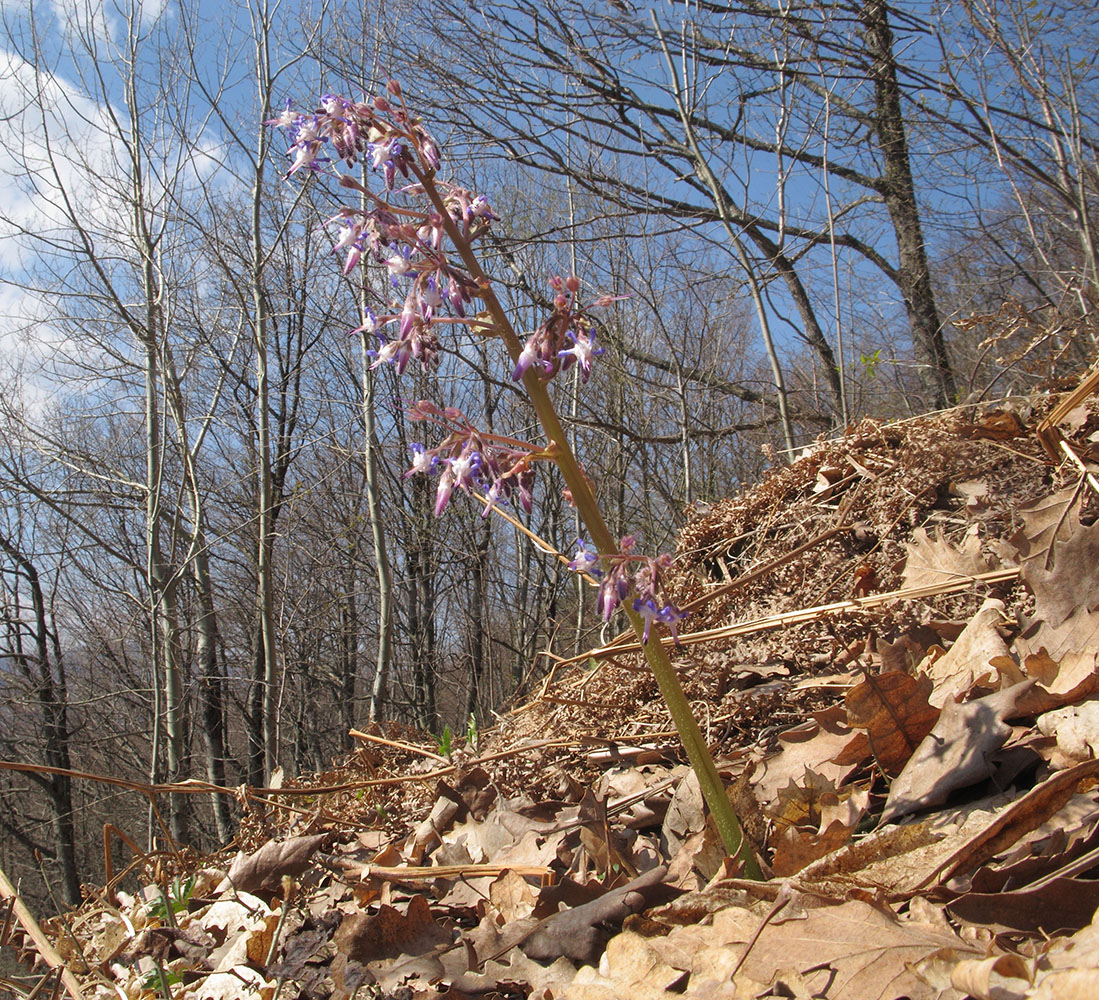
[570,538,686,643]
[405,401,539,517]
[512,275,610,384]
[268,82,496,375]
[274,81,684,646]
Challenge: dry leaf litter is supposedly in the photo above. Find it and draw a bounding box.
[6,385,1099,1000]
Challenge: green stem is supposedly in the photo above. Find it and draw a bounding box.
[418,170,761,878]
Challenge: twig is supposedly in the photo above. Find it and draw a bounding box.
[0,863,87,1000]
[558,567,1021,665]
[348,730,449,763]
[1059,438,1099,496]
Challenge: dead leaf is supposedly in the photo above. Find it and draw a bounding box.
[179,967,276,1000]
[1037,702,1099,763]
[949,953,1031,1000]
[920,598,1010,707]
[578,788,638,877]
[1016,503,1099,628]
[488,870,538,923]
[733,898,977,999]
[1017,611,1099,693]
[902,527,996,591]
[768,769,842,832]
[334,894,452,964]
[222,833,328,896]
[947,877,1099,934]
[929,760,1099,885]
[1010,487,1080,561]
[520,866,680,966]
[960,409,1026,440]
[845,671,939,775]
[405,783,466,864]
[752,705,863,808]
[878,628,939,675]
[880,681,1035,825]
[662,770,706,857]
[771,819,854,877]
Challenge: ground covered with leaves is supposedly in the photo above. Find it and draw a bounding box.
[8,380,1099,1000]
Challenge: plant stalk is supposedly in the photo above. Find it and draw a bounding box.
[420,170,761,877]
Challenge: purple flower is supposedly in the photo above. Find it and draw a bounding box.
[596,567,632,621]
[434,464,456,516]
[512,339,546,381]
[406,443,436,477]
[568,539,601,577]
[559,330,603,382]
[448,448,480,490]
[632,598,685,644]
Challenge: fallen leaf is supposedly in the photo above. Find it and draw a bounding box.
[405,783,467,864]
[733,898,976,999]
[334,894,452,964]
[578,788,638,877]
[520,866,680,966]
[902,527,996,591]
[179,967,276,1000]
[880,681,1035,825]
[221,833,328,896]
[845,671,939,775]
[921,598,1010,707]
[949,953,1031,1000]
[960,409,1026,440]
[1013,490,1099,626]
[1021,487,1079,549]
[768,768,842,833]
[488,870,538,923]
[1017,611,1099,694]
[662,770,706,857]
[771,819,854,877]
[752,706,863,808]
[930,759,1099,885]
[947,877,1099,934]
[1037,702,1099,763]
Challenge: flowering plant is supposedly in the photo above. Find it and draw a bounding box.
[271,81,759,876]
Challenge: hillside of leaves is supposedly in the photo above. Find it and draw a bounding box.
[5,373,1099,1000]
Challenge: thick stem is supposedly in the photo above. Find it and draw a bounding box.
[419,171,760,876]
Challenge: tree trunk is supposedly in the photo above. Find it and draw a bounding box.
[861,0,956,407]
[0,535,80,906]
[362,340,394,725]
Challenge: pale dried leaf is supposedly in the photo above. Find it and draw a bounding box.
[662,770,705,855]
[1037,702,1099,763]
[488,870,538,922]
[752,706,862,808]
[179,967,276,1000]
[902,527,996,591]
[734,898,974,999]
[921,598,1009,707]
[1011,488,1083,572]
[1017,609,1099,686]
[949,953,1030,1000]
[881,681,1034,825]
[521,866,676,966]
[1016,506,1099,627]
[334,894,451,964]
[201,894,271,936]
[1030,970,1099,999]
[771,819,854,877]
